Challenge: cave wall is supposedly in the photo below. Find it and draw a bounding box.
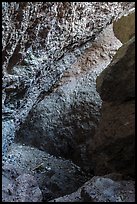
[2,2,134,165]
[2,3,135,202]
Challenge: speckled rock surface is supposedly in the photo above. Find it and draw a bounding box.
[81,176,135,202]
[2,2,135,202]
[4,143,91,201]
[2,3,133,159]
[49,174,135,202]
[14,24,122,169]
[2,164,42,202]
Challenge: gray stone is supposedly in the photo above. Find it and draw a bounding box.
[81,176,135,202]
[2,164,42,202]
[49,174,135,202]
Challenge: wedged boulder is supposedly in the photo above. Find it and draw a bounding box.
[2,2,133,153]
[88,37,135,177]
[96,37,135,102]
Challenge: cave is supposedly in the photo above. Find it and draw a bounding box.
[2,2,135,202]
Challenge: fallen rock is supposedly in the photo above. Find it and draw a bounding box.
[4,143,91,201]
[2,164,42,202]
[2,2,133,156]
[15,24,122,170]
[81,176,135,202]
[96,37,135,102]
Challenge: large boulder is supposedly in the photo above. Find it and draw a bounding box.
[2,2,133,144]
[81,176,135,202]
[88,37,135,177]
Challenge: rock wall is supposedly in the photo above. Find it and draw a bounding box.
[2,2,135,202]
[14,24,122,169]
[2,1,134,168]
[2,2,133,129]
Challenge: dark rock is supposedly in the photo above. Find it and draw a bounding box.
[96,37,135,102]
[88,37,135,178]
[49,174,135,202]
[5,143,91,201]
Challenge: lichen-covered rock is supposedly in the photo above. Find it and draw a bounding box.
[88,37,135,178]
[113,9,135,43]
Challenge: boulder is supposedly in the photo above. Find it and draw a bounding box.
[96,37,135,102]
[14,24,122,169]
[2,2,133,138]
[49,174,135,202]
[88,37,135,178]
[4,143,91,201]
[81,176,135,202]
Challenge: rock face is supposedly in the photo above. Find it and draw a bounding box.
[2,3,133,157]
[2,2,135,202]
[14,24,122,169]
[88,36,135,178]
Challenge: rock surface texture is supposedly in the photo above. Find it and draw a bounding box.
[49,174,135,202]
[4,143,90,201]
[88,27,135,178]
[2,2,133,158]
[2,164,42,202]
[14,24,122,170]
[2,2,135,203]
